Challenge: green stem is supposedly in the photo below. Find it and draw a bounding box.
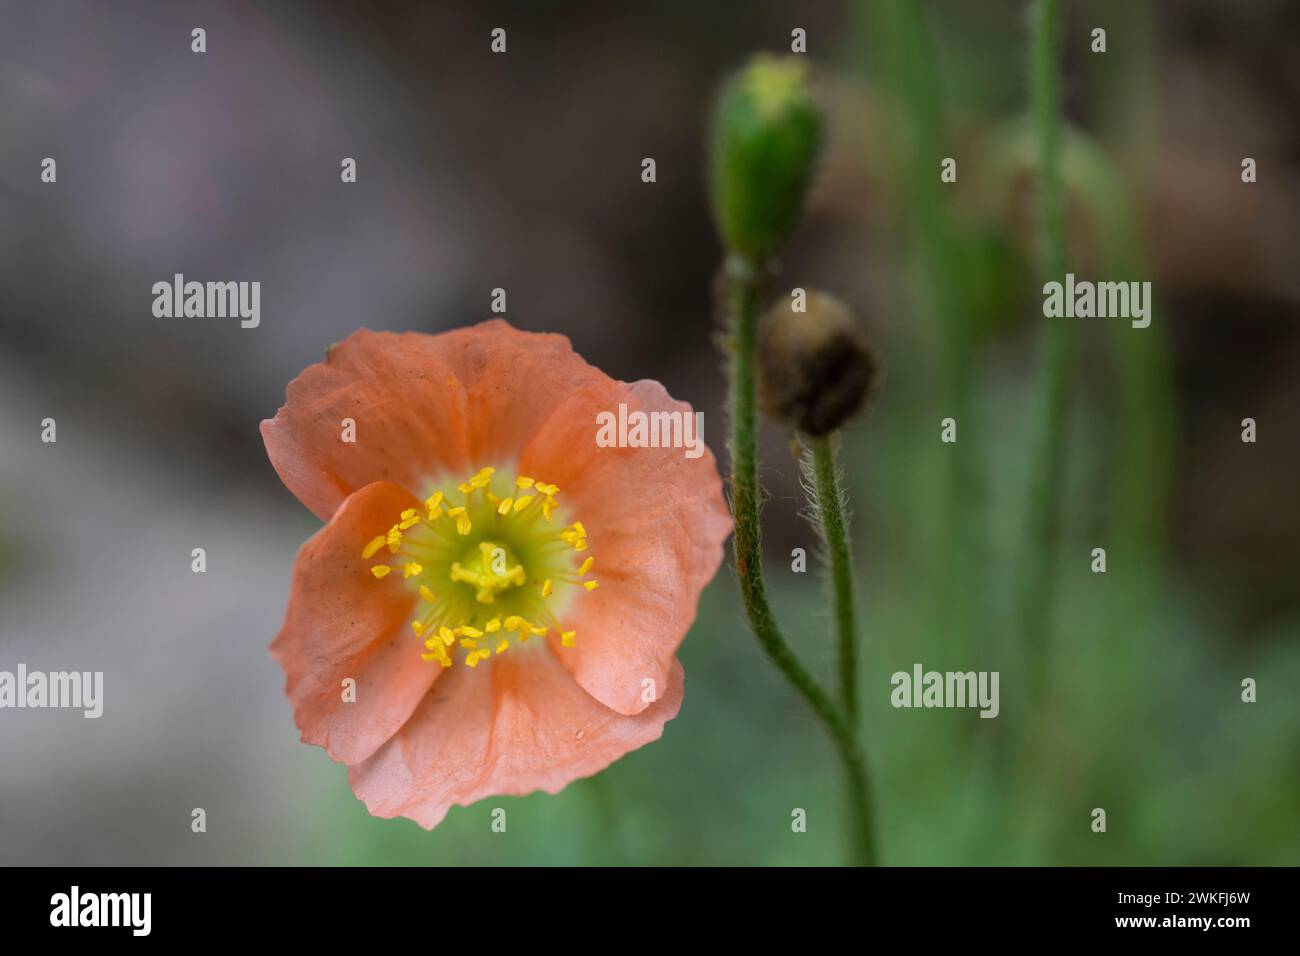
[809,436,859,721]
[726,257,877,866]
[874,0,979,652]
[1019,0,1070,705]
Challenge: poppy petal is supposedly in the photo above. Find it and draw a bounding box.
[261,322,613,521]
[348,649,685,829]
[272,480,439,765]
[519,379,731,714]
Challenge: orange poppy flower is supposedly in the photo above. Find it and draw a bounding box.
[261,320,731,828]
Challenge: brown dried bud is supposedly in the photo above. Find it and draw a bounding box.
[757,291,878,436]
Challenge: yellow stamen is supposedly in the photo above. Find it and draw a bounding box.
[446,506,472,536]
[363,466,599,670]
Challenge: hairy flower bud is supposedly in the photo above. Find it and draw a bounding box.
[757,292,878,436]
[710,55,823,262]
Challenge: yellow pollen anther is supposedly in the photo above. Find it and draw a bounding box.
[497,497,513,516]
[459,626,484,639]
[361,535,386,559]
[578,556,594,575]
[402,562,423,578]
[386,526,402,552]
[496,639,510,654]
[486,617,502,632]
[542,579,553,597]
[515,476,534,489]
[561,630,576,647]
[584,579,599,591]
[446,506,472,535]
[439,626,456,646]
[411,620,425,636]
[370,565,392,579]
[513,495,534,512]
[419,585,436,604]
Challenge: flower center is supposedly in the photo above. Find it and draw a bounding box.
[360,467,597,669]
[450,540,526,603]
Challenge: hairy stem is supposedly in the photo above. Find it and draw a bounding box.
[725,257,877,866]
[809,436,859,720]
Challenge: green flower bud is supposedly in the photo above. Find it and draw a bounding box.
[758,292,878,437]
[710,55,823,262]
